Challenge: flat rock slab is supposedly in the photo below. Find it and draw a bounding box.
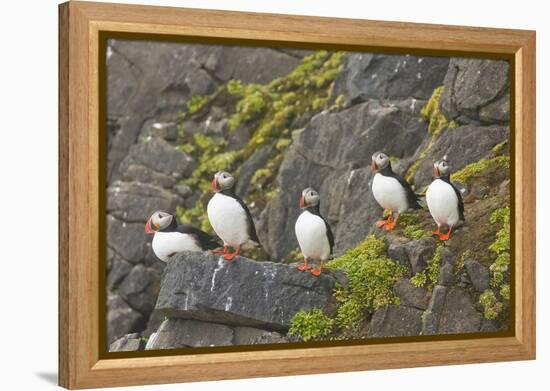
[155,252,342,331]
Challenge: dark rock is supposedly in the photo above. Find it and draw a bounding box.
[144,121,179,141]
[106,215,151,263]
[411,124,509,188]
[385,235,410,271]
[236,145,273,196]
[107,294,146,345]
[393,278,430,310]
[174,183,192,198]
[109,333,146,352]
[437,287,482,334]
[107,257,133,290]
[438,247,456,286]
[119,137,196,179]
[146,319,234,349]
[404,237,438,275]
[368,305,423,338]
[118,265,161,315]
[155,252,341,331]
[440,58,509,124]
[464,259,490,292]
[422,285,447,335]
[233,327,288,345]
[107,181,182,222]
[332,53,449,103]
[259,100,431,260]
[480,318,502,333]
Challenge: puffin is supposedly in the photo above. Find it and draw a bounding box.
[145,210,220,262]
[294,187,334,276]
[371,151,422,230]
[426,158,465,241]
[207,171,260,261]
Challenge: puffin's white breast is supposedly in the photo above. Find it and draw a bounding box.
[152,232,202,262]
[207,193,250,247]
[295,210,331,261]
[426,179,460,227]
[371,173,409,213]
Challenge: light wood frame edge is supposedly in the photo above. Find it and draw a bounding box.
[58,1,536,389]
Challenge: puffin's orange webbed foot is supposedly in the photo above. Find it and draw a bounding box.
[383,213,399,231]
[310,261,324,276]
[376,212,393,228]
[297,259,311,271]
[223,246,241,261]
[438,227,453,241]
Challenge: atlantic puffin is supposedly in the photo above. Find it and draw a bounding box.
[294,188,334,276]
[426,159,465,241]
[145,211,220,262]
[207,171,260,261]
[371,151,422,230]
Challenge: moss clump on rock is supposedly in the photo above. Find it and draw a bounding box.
[477,207,510,320]
[327,235,406,331]
[451,156,510,185]
[420,86,458,136]
[479,289,504,320]
[288,309,334,342]
[410,244,443,290]
[405,86,458,183]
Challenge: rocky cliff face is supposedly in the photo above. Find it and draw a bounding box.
[106,41,510,350]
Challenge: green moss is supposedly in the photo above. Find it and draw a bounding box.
[451,156,510,184]
[420,86,458,136]
[500,284,510,300]
[479,289,504,320]
[491,141,507,154]
[405,86,457,183]
[409,244,443,290]
[288,309,334,342]
[488,207,510,289]
[455,250,471,276]
[187,95,210,114]
[410,272,428,288]
[327,235,406,331]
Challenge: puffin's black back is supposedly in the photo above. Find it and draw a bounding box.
[379,163,422,210]
[220,188,261,245]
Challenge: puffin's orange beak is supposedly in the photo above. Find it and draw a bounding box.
[145,218,153,234]
[211,176,219,192]
[299,195,306,209]
[371,160,378,172]
[432,164,439,178]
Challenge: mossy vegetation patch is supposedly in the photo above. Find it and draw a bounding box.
[327,235,406,331]
[410,244,443,290]
[288,309,334,342]
[477,207,510,320]
[451,156,510,185]
[405,86,457,183]
[176,51,346,231]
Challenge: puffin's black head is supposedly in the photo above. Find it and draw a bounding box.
[211,171,235,193]
[299,187,320,209]
[145,210,174,234]
[432,159,451,178]
[371,151,390,173]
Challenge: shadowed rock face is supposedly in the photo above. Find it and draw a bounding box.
[155,252,345,332]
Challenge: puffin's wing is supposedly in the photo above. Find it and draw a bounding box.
[450,183,465,222]
[230,194,261,245]
[321,216,335,255]
[389,172,422,209]
[175,224,221,250]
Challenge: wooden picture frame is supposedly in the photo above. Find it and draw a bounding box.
[59,1,536,389]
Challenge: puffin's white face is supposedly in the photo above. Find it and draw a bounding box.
[300,187,320,209]
[433,160,450,178]
[145,210,173,234]
[371,152,390,172]
[212,171,235,192]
